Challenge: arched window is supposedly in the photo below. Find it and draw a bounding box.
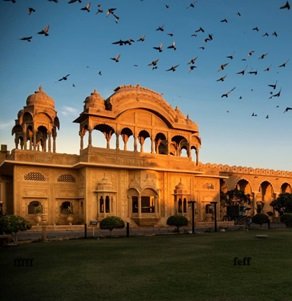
[132,196,138,213]
[57,174,76,182]
[183,198,187,213]
[178,199,182,213]
[24,172,46,181]
[100,196,104,213]
[60,201,73,214]
[28,201,43,214]
[105,196,110,213]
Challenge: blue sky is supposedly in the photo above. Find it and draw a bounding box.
[0,0,291,170]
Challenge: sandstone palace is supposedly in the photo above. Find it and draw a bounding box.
[0,85,291,227]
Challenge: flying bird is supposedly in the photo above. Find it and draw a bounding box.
[284,107,292,112]
[221,87,236,98]
[156,25,164,32]
[110,54,120,63]
[137,35,145,42]
[106,8,120,22]
[269,89,281,99]
[268,81,277,90]
[220,18,228,23]
[280,1,290,9]
[218,63,229,71]
[28,7,36,15]
[20,36,32,42]
[95,4,103,14]
[3,0,16,3]
[278,60,289,68]
[68,0,82,3]
[216,75,227,82]
[195,27,205,33]
[188,57,198,65]
[153,43,163,52]
[148,59,159,70]
[167,41,176,50]
[37,25,49,36]
[259,53,268,59]
[81,3,91,12]
[166,65,179,72]
[58,74,70,81]
[188,65,197,72]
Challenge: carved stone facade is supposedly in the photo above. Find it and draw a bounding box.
[0,85,291,226]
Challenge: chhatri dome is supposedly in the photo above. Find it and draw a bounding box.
[83,89,105,111]
[26,86,55,108]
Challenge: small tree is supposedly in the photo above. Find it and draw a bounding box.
[252,213,270,229]
[270,193,292,216]
[0,215,32,244]
[100,216,125,235]
[167,215,188,232]
[280,213,292,228]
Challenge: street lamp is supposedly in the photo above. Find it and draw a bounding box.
[211,201,218,232]
[188,200,196,234]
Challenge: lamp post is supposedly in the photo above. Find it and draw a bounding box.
[211,201,218,232]
[188,200,196,234]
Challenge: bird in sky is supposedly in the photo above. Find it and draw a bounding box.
[221,87,236,98]
[269,89,281,99]
[236,68,246,75]
[251,113,258,117]
[112,39,135,46]
[81,3,91,13]
[284,107,292,112]
[278,60,289,68]
[218,63,229,71]
[268,81,277,90]
[148,59,159,70]
[137,35,145,42]
[252,27,260,32]
[27,7,36,15]
[156,25,164,32]
[188,57,198,65]
[95,4,103,14]
[37,25,49,36]
[106,8,120,23]
[216,75,227,82]
[20,36,32,42]
[195,27,205,33]
[58,74,70,81]
[110,54,120,63]
[68,0,82,3]
[248,70,258,75]
[167,41,176,50]
[259,53,268,60]
[153,43,163,52]
[188,65,197,72]
[280,1,290,10]
[220,18,228,23]
[3,0,16,3]
[166,65,179,72]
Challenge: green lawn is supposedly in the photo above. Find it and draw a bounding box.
[1,229,292,301]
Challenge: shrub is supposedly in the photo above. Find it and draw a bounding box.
[0,215,32,243]
[100,216,125,232]
[252,213,270,228]
[280,214,292,228]
[167,215,188,232]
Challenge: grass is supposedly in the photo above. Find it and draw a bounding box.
[1,229,292,301]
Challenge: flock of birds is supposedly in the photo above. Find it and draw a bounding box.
[3,0,292,117]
